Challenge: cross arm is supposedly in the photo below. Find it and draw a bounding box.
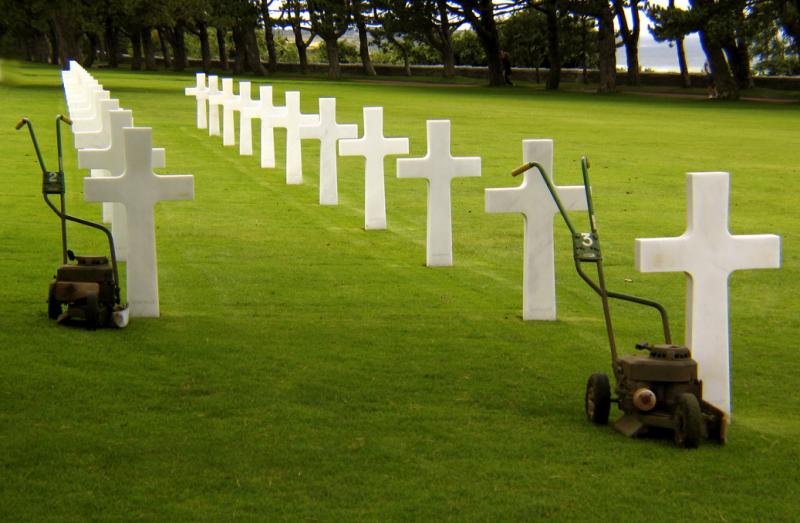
[635,236,693,273]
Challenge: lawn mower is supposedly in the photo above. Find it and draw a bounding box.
[16,115,128,329]
[511,157,726,447]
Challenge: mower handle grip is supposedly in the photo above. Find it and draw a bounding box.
[511,162,535,177]
[58,114,72,125]
[15,118,29,130]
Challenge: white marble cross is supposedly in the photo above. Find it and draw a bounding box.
[77,110,167,262]
[83,127,194,317]
[271,91,317,184]
[396,120,481,266]
[240,85,286,169]
[299,98,358,205]
[636,172,781,417]
[339,107,409,229]
[184,72,209,129]
[71,97,120,224]
[206,75,221,137]
[237,81,259,156]
[73,98,121,149]
[64,77,100,114]
[485,139,587,320]
[72,90,115,132]
[217,78,240,146]
[67,85,105,120]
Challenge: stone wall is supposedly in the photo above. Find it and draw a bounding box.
[181,58,800,91]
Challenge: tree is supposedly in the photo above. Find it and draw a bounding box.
[307,0,351,79]
[452,29,486,64]
[649,0,745,99]
[0,0,55,63]
[372,0,462,77]
[569,0,617,93]
[259,0,279,73]
[529,0,564,89]
[749,0,800,73]
[613,0,642,85]
[351,0,377,74]
[449,0,510,86]
[369,8,418,75]
[281,0,316,74]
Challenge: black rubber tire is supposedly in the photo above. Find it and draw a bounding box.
[674,393,703,448]
[47,284,61,320]
[585,373,611,425]
[85,292,99,330]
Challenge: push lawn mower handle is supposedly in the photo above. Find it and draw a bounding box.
[511,162,536,177]
[58,114,72,125]
[511,161,549,177]
[15,118,30,130]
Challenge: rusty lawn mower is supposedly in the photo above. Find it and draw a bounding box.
[511,157,726,448]
[17,115,129,329]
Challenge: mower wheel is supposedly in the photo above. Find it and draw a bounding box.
[85,292,99,330]
[48,284,61,320]
[585,373,611,425]
[674,393,702,448]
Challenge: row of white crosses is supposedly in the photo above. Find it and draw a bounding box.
[186,74,483,260]
[61,61,195,318]
[185,73,780,418]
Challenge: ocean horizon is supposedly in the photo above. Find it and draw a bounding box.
[620,33,706,73]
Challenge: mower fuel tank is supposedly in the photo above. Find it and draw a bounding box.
[619,345,698,383]
[55,257,115,303]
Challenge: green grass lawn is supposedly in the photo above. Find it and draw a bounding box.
[1,60,798,520]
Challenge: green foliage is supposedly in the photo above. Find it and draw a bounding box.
[408,41,440,65]
[497,9,599,69]
[452,29,486,65]
[275,35,300,63]
[310,39,360,63]
[2,61,799,521]
[750,25,800,75]
[498,9,548,67]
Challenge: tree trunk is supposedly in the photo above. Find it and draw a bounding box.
[245,25,266,75]
[699,30,738,100]
[232,26,246,74]
[544,0,561,90]
[262,5,278,73]
[142,27,157,70]
[596,4,617,93]
[581,15,588,83]
[158,27,172,68]
[471,0,504,86]
[667,0,691,88]
[676,36,691,88]
[172,23,188,72]
[292,25,308,74]
[325,36,341,80]
[613,0,640,85]
[130,29,143,70]
[440,36,456,77]
[198,21,211,73]
[85,32,99,68]
[51,15,83,69]
[723,38,753,89]
[437,0,455,77]
[356,16,376,75]
[216,27,228,70]
[105,17,120,68]
[48,23,60,66]
[624,44,640,85]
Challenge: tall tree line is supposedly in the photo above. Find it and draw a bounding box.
[1,0,797,99]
